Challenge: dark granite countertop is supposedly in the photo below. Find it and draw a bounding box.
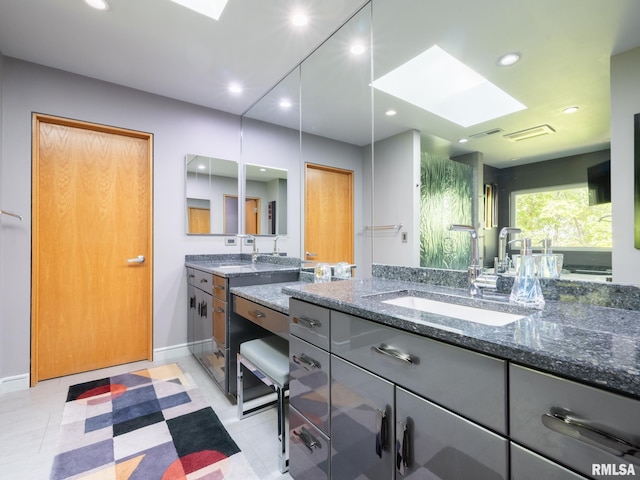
[185,254,300,278]
[282,277,640,399]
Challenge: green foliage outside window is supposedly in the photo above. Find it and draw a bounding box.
[513,187,612,248]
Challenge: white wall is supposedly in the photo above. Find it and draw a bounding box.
[611,46,640,285]
[372,130,420,266]
[0,58,246,381]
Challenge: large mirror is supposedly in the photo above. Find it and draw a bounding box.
[300,4,373,273]
[237,0,640,283]
[241,67,301,254]
[367,0,636,280]
[185,154,239,235]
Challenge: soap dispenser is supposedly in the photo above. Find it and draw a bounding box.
[510,238,545,309]
[536,238,563,279]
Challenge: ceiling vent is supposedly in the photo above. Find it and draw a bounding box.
[504,124,556,142]
[469,128,504,139]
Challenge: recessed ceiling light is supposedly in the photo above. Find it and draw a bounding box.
[385,109,397,116]
[279,99,292,109]
[259,168,267,172]
[228,83,243,94]
[563,106,579,114]
[498,52,521,67]
[373,45,526,127]
[198,164,206,170]
[291,13,308,26]
[169,0,229,21]
[350,43,366,55]
[458,138,469,144]
[84,0,109,11]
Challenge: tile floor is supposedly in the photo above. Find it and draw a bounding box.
[0,354,292,479]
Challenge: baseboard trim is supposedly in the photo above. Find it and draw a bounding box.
[153,343,190,362]
[0,373,30,395]
[0,344,190,396]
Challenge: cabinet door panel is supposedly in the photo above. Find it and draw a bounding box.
[396,387,508,480]
[331,311,507,433]
[331,355,394,480]
[290,336,330,434]
[290,299,330,350]
[510,364,640,478]
[290,406,330,480]
[511,443,589,480]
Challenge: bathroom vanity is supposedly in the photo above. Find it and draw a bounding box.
[283,276,640,480]
[185,255,299,396]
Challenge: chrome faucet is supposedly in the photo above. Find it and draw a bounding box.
[245,235,259,264]
[496,227,521,273]
[448,224,497,297]
[272,236,283,256]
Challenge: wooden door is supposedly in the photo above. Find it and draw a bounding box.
[188,207,211,234]
[31,114,153,385]
[245,197,260,234]
[305,163,353,263]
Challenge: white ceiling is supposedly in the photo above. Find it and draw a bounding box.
[0,0,366,115]
[2,0,640,168]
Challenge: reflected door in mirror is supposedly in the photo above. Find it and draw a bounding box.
[305,163,353,263]
[188,207,211,234]
[245,197,260,235]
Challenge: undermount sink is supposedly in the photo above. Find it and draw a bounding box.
[381,295,526,327]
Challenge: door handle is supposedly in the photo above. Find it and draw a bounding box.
[305,251,318,257]
[376,408,388,458]
[127,255,145,263]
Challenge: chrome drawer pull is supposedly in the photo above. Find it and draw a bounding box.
[542,408,640,460]
[295,316,321,329]
[376,408,388,458]
[214,285,225,291]
[293,426,321,452]
[253,309,266,318]
[292,353,321,371]
[396,420,410,474]
[216,307,225,313]
[372,343,416,365]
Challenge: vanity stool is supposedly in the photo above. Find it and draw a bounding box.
[237,335,290,473]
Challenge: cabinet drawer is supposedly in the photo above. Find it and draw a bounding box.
[186,267,196,285]
[213,275,227,300]
[290,406,330,480]
[511,443,589,480]
[396,387,508,480]
[193,269,213,293]
[290,299,330,350]
[290,336,330,435]
[510,364,640,478]
[331,311,507,433]
[213,298,226,348]
[234,296,288,339]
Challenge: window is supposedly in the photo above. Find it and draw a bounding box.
[511,185,612,249]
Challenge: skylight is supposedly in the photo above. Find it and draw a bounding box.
[372,45,526,127]
[169,0,229,21]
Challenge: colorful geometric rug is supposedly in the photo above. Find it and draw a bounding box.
[50,363,258,479]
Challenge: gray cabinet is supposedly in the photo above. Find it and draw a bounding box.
[289,299,332,480]
[186,268,221,389]
[510,364,640,479]
[331,310,507,433]
[330,355,395,480]
[187,266,298,396]
[290,335,330,434]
